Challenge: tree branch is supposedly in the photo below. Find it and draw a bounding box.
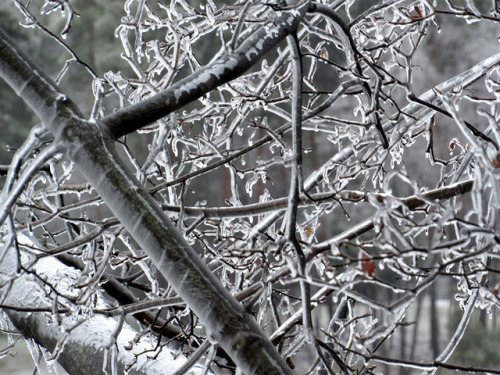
[284,32,314,343]
[100,1,311,140]
[0,26,292,375]
[0,238,202,375]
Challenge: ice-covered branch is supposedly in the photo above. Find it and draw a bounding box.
[236,178,476,303]
[0,236,203,375]
[100,1,312,139]
[0,26,292,375]
[247,51,500,240]
[0,142,64,227]
[310,179,475,254]
[284,32,314,344]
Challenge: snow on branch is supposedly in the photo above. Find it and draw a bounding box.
[0,234,204,375]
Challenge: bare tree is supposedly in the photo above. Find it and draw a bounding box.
[1,0,500,374]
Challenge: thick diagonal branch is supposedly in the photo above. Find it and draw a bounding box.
[0,24,295,374]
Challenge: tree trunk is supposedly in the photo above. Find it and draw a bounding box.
[430,283,440,357]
